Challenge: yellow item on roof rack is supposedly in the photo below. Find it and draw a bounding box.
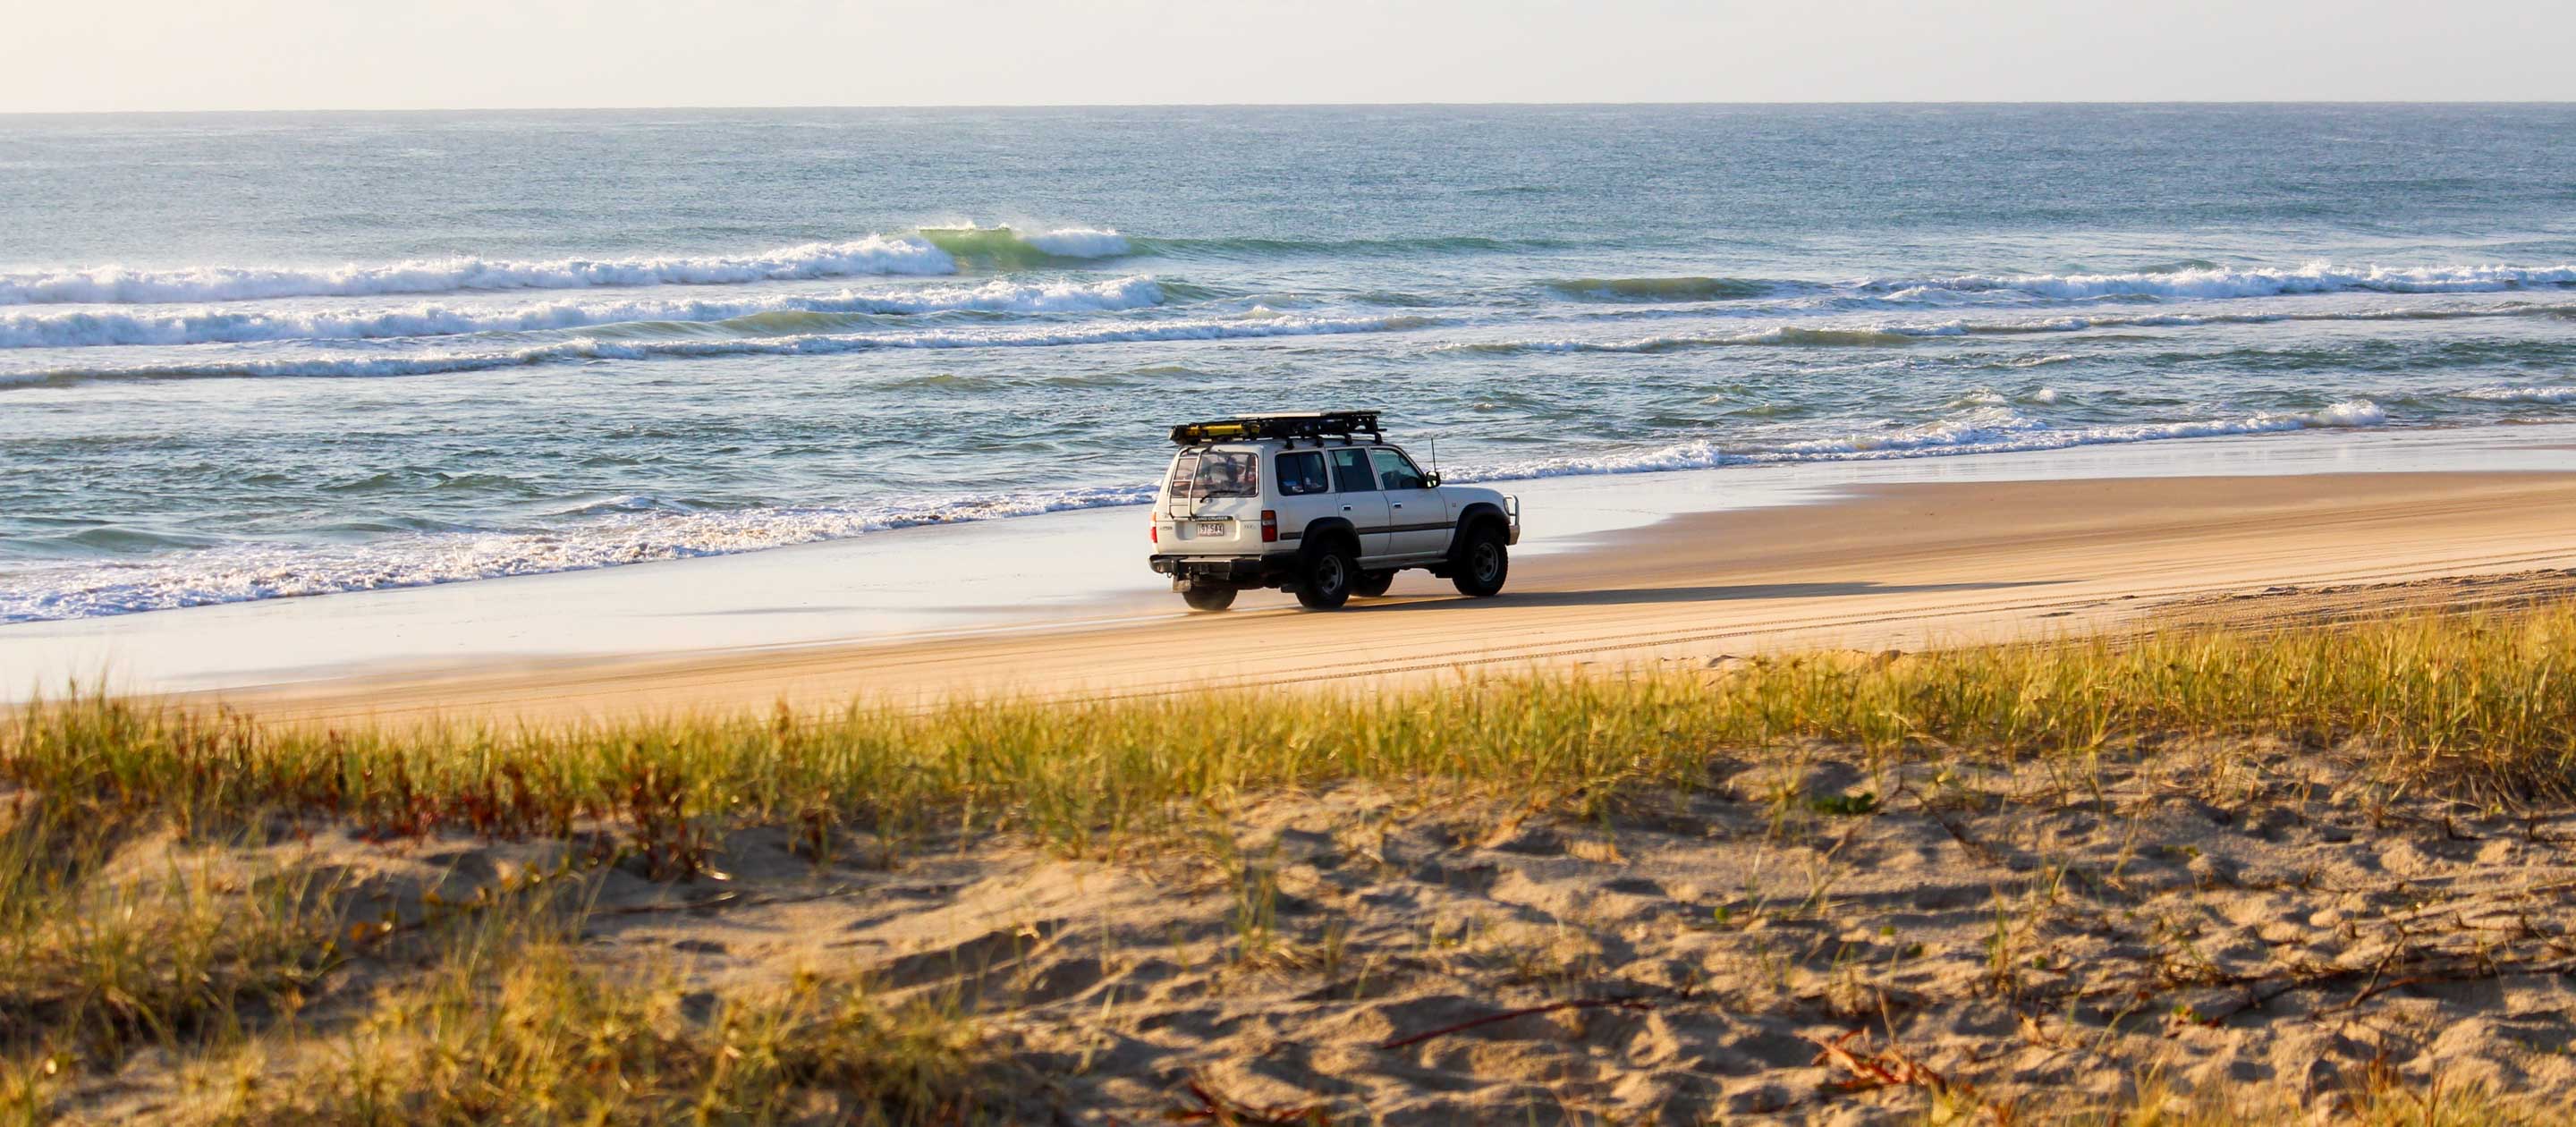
[1169,411,1381,445]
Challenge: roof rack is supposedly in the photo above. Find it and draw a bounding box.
[1169,411,1381,445]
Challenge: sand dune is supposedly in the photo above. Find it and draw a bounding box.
[73,735,2576,1123]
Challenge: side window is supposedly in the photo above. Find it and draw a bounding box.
[1276,451,1328,496]
[1327,448,1377,493]
[1369,448,1427,491]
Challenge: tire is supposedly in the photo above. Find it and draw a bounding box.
[1450,522,1509,597]
[1181,584,1236,612]
[1352,570,1396,598]
[1294,540,1359,609]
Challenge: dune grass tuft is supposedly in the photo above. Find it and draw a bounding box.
[0,800,343,1072]
[220,928,987,1125]
[2095,1063,2555,1126]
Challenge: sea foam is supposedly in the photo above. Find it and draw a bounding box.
[0,312,1437,386]
[1532,263,2576,308]
[1894,262,2576,301]
[0,275,1169,349]
[1021,227,1133,258]
[0,227,1139,306]
[0,483,1157,624]
[2459,386,2576,404]
[1453,301,2576,355]
[1457,401,2391,479]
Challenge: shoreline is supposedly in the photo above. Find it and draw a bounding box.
[10,421,2576,718]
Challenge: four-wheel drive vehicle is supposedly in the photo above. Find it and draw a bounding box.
[1148,411,1521,611]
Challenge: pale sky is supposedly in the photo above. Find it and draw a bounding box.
[6,0,2569,114]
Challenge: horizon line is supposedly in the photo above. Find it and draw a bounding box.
[5,97,2575,118]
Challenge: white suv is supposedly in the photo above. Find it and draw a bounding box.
[1148,411,1521,611]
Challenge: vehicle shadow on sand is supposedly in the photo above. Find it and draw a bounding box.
[1352,579,2066,612]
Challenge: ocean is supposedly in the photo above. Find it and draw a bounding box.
[4,104,2573,623]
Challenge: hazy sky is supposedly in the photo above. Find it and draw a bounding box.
[6,0,2568,114]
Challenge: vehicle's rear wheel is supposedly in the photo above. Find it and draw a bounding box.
[1294,541,1358,609]
[1450,522,1509,597]
[1181,584,1237,612]
[1352,570,1395,597]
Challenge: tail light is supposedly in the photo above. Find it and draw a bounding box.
[1260,510,1278,543]
[1150,521,1158,543]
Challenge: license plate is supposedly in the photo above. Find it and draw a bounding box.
[1195,521,1228,537]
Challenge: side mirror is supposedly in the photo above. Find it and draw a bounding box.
[1423,472,1442,487]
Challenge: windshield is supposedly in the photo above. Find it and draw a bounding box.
[1168,450,1259,498]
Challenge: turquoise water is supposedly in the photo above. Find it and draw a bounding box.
[3,105,2573,622]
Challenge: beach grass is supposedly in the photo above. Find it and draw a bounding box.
[0,843,988,1126]
[7,603,2576,1121]
[224,931,987,1124]
[8,602,2573,859]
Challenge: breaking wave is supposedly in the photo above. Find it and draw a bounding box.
[0,235,966,305]
[1526,263,2576,309]
[918,225,1133,267]
[20,242,2565,315]
[1885,262,2576,301]
[1464,401,2392,479]
[2458,385,2576,404]
[0,226,1143,307]
[0,313,1437,387]
[0,484,1159,623]
[0,275,1169,349]
[1127,233,1568,259]
[1450,302,2576,354]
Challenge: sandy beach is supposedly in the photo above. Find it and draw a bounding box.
[13,421,2576,722]
[198,461,2576,726]
[14,421,2576,715]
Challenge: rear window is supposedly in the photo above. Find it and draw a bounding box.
[1276,451,1329,496]
[1168,451,1259,498]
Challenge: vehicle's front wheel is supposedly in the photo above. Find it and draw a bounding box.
[1181,584,1237,612]
[1294,542,1358,609]
[1352,570,1395,597]
[1450,523,1509,597]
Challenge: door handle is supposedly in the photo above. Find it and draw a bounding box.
[1391,503,1404,509]
[1341,505,1353,512]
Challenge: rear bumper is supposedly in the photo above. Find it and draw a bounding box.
[1149,552,1300,588]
